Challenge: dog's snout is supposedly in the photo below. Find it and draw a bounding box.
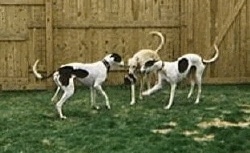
[119,61,125,66]
[140,68,147,74]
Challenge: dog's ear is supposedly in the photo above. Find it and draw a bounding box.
[144,60,157,68]
[110,53,122,62]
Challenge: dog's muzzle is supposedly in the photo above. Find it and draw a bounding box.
[124,73,137,85]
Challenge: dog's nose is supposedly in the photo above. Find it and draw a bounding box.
[140,69,146,74]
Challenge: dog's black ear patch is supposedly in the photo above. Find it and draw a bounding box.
[72,69,89,78]
[144,60,157,68]
[178,58,189,73]
[111,53,122,62]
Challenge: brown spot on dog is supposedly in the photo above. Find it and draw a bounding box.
[178,58,188,73]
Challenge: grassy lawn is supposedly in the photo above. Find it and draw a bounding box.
[0,84,250,153]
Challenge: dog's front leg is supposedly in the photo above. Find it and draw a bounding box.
[142,80,162,96]
[95,85,110,109]
[130,84,136,105]
[139,75,145,100]
[139,74,150,99]
[90,87,99,110]
[164,83,176,109]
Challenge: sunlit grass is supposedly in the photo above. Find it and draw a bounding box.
[0,85,250,152]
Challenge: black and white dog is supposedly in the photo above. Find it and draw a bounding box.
[140,44,219,109]
[32,53,124,119]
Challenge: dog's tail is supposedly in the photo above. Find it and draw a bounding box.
[202,44,219,64]
[149,31,164,53]
[32,59,54,80]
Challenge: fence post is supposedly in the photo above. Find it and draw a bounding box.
[45,0,54,89]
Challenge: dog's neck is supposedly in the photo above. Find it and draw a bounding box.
[102,59,110,72]
[157,61,165,72]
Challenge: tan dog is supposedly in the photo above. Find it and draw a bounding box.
[124,31,164,105]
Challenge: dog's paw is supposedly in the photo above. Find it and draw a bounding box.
[92,105,100,110]
[195,99,200,104]
[164,105,171,110]
[60,115,67,119]
[130,100,136,105]
[106,105,111,110]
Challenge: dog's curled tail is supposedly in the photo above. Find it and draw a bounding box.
[203,44,219,64]
[32,59,54,80]
[149,31,165,53]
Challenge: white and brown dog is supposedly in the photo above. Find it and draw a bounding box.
[140,44,219,109]
[32,53,124,119]
[124,31,164,105]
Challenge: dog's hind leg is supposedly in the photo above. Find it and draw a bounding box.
[130,84,136,105]
[55,78,75,119]
[52,73,61,102]
[94,85,110,109]
[194,67,204,104]
[195,76,202,104]
[187,66,196,99]
[51,87,60,102]
[187,80,195,99]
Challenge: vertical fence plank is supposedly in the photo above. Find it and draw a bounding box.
[45,0,53,87]
[246,0,250,76]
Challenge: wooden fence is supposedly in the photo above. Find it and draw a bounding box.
[0,0,249,90]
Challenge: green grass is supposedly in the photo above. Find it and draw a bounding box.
[0,85,250,153]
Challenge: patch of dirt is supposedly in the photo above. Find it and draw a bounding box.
[151,122,177,135]
[193,134,214,142]
[183,130,199,136]
[238,104,250,114]
[205,107,217,111]
[238,104,250,108]
[242,109,250,114]
[183,130,214,142]
[197,118,250,128]
[151,129,173,134]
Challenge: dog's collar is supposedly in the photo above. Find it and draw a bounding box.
[102,60,110,72]
[158,61,165,71]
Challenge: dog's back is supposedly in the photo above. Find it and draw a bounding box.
[133,49,161,66]
[62,61,107,86]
